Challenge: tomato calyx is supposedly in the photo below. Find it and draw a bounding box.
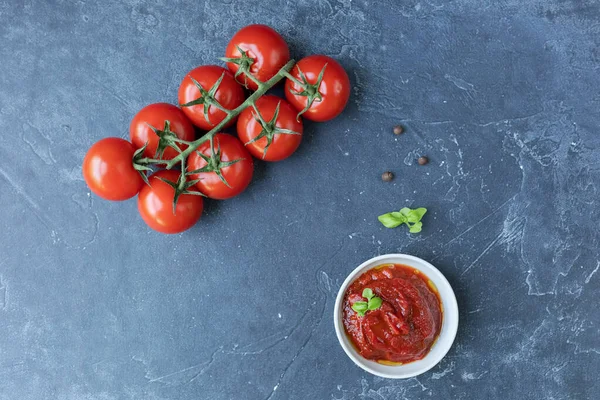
[132,143,152,185]
[286,64,327,120]
[180,73,231,126]
[157,161,205,215]
[132,120,189,186]
[187,136,245,188]
[246,101,301,159]
[220,46,260,89]
[147,120,188,159]
[167,59,295,170]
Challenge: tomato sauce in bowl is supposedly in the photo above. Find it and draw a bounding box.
[342,263,442,364]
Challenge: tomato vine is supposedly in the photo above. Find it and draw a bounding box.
[133,59,296,208]
[83,25,351,233]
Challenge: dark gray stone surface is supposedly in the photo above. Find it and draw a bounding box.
[1,0,599,399]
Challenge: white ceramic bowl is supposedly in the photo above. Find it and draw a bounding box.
[334,254,459,379]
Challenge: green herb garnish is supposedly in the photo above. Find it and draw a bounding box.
[351,288,383,317]
[378,207,427,233]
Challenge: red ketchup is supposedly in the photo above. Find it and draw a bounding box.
[342,264,442,364]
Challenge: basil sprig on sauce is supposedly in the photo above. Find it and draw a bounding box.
[351,288,383,317]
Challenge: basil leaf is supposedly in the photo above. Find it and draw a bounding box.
[408,221,423,233]
[378,212,405,228]
[390,211,405,219]
[378,207,427,233]
[367,296,382,310]
[362,288,374,300]
[352,301,368,315]
[401,207,427,223]
[398,207,411,216]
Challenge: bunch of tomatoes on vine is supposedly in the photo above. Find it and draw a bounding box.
[83,25,350,234]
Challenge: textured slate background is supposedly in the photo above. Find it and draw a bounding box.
[1,0,599,399]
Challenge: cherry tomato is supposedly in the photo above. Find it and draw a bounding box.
[129,103,195,160]
[137,170,204,234]
[224,24,290,91]
[236,95,303,161]
[178,65,245,130]
[285,55,350,122]
[187,133,253,200]
[83,137,143,201]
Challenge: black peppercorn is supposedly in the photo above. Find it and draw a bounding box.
[382,171,394,182]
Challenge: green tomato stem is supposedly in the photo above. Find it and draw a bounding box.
[244,72,264,88]
[165,59,296,169]
[281,70,303,87]
[172,138,193,146]
[137,157,171,165]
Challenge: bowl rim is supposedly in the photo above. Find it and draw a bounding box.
[333,253,459,379]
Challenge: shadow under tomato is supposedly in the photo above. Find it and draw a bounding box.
[186,158,266,233]
[248,157,271,184]
[342,61,360,116]
[183,194,222,235]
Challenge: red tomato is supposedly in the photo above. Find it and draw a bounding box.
[224,24,290,91]
[187,133,253,199]
[129,103,195,160]
[137,170,204,234]
[83,137,143,201]
[236,95,303,161]
[178,65,245,130]
[285,55,350,122]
